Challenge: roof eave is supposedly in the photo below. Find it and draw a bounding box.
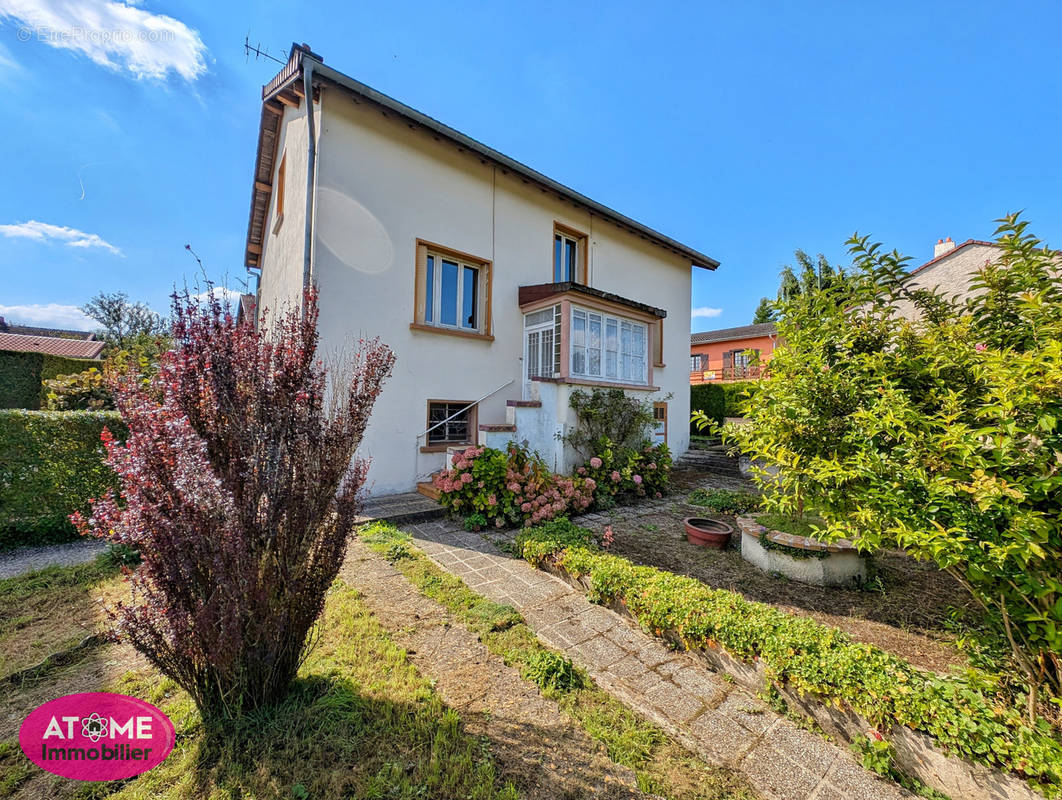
[244,49,719,272]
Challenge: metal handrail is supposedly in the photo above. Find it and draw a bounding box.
[416,378,515,441]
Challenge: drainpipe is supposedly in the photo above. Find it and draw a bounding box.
[302,57,317,298]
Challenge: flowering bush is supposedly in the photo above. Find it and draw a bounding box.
[577,439,671,506]
[73,288,394,724]
[434,443,593,528]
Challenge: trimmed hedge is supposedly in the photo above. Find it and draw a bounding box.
[689,383,725,429]
[518,524,1062,798]
[689,381,759,430]
[0,351,100,409]
[0,410,125,548]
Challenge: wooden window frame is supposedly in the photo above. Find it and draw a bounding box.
[272,151,286,234]
[652,318,665,367]
[421,399,478,453]
[412,239,494,341]
[553,222,588,284]
[653,401,668,445]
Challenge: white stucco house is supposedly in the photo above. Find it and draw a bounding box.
[244,44,719,496]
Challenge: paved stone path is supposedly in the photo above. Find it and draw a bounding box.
[401,518,911,800]
[0,540,109,580]
[339,539,647,800]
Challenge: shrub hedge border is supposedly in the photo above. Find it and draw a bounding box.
[518,526,1061,799]
[0,350,101,410]
[0,410,125,549]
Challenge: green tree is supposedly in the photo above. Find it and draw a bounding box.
[752,250,849,323]
[751,297,776,324]
[81,291,168,351]
[728,213,1062,722]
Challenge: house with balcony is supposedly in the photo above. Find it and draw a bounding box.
[245,44,719,496]
[689,323,777,384]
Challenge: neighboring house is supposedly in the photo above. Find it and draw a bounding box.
[0,329,104,409]
[0,317,97,341]
[244,44,719,496]
[690,323,777,384]
[0,332,104,360]
[894,237,1002,319]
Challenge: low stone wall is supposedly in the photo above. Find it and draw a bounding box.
[537,557,1043,800]
[736,516,867,588]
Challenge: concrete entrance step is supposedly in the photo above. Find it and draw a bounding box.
[356,491,444,526]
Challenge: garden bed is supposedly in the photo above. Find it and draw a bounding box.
[585,474,979,675]
[516,525,1061,800]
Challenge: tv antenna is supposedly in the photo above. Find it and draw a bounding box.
[244,35,285,65]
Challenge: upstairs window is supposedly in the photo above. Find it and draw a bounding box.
[690,354,703,372]
[413,241,492,338]
[553,224,587,283]
[571,306,648,385]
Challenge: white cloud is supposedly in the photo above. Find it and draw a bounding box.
[0,0,207,82]
[0,220,122,255]
[0,303,95,330]
[691,306,723,319]
[192,287,245,305]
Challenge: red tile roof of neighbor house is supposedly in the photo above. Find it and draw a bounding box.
[691,322,777,345]
[0,332,105,360]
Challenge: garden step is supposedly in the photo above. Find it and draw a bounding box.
[676,449,742,476]
[416,481,442,501]
[357,491,444,525]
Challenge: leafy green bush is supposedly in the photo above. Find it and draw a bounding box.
[0,352,100,410]
[518,527,1062,797]
[42,368,114,410]
[729,213,1062,716]
[515,517,597,561]
[690,383,726,429]
[0,410,125,548]
[687,488,760,515]
[564,388,658,456]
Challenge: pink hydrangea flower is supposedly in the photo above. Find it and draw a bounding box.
[590,457,603,469]
[611,471,621,482]
[633,474,643,485]
[461,472,473,484]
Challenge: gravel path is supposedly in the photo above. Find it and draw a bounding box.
[340,538,647,800]
[0,540,109,580]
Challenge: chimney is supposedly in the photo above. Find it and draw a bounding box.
[933,237,956,259]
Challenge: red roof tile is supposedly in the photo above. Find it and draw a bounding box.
[0,332,105,360]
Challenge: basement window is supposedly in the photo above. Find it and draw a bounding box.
[425,401,475,448]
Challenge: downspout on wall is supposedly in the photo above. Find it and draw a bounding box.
[302,59,317,298]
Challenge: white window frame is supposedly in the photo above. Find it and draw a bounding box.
[570,305,648,385]
[425,251,481,332]
[554,232,580,282]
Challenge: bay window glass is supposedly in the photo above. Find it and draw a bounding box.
[571,306,648,385]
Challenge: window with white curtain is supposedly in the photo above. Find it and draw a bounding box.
[571,306,648,384]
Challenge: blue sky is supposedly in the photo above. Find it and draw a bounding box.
[1,0,1060,333]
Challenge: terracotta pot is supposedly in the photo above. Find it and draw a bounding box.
[683,517,734,549]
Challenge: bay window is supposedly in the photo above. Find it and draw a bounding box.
[571,306,648,385]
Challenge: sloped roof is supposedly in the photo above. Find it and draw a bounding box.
[691,322,777,345]
[906,240,997,278]
[0,332,105,360]
[245,44,720,273]
[0,318,95,340]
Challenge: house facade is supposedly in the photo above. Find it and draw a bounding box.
[689,323,777,384]
[245,45,718,496]
[894,237,1002,319]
